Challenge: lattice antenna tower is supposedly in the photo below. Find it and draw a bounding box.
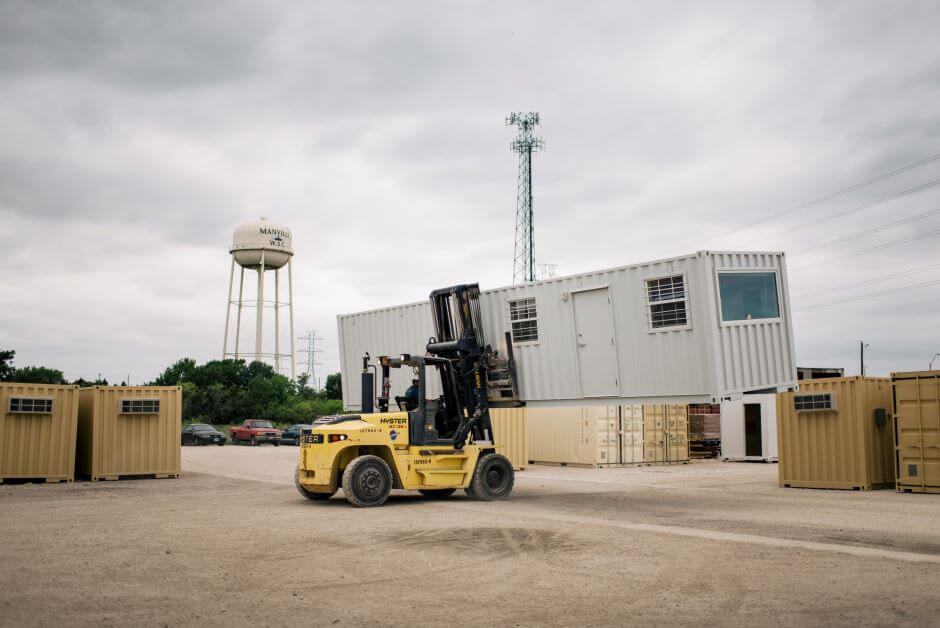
[507,112,544,284]
[297,330,323,389]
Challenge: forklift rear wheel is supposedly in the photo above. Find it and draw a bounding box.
[342,455,393,507]
[465,453,514,500]
[418,488,457,499]
[295,468,334,501]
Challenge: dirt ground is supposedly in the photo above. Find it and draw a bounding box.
[2,447,939,627]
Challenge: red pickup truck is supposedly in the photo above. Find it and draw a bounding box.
[230,420,283,446]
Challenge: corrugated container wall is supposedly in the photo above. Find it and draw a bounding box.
[528,404,679,467]
[720,394,778,461]
[0,383,79,483]
[489,407,528,470]
[892,370,940,493]
[76,386,181,481]
[777,377,894,490]
[338,251,797,411]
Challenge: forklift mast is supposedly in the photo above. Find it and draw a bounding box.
[359,283,518,449]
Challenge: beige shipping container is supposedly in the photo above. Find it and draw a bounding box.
[892,370,940,494]
[777,377,894,490]
[489,407,529,471]
[0,383,79,483]
[76,386,181,481]
[528,404,645,467]
[642,404,689,464]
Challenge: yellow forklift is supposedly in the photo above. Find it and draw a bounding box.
[294,284,518,507]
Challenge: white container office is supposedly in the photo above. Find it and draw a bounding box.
[720,393,778,461]
[338,251,797,410]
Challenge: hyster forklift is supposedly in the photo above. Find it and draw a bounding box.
[294,284,519,507]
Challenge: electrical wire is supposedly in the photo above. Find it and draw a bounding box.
[792,228,940,269]
[795,207,940,253]
[666,152,940,253]
[793,278,940,311]
[745,180,940,247]
[792,263,940,300]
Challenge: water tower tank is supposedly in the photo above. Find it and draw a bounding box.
[230,217,293,270]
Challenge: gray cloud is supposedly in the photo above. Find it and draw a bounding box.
[1,0,939,383]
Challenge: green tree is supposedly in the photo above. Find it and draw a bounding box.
[14,366,67,385]
[0,349,15,381]
[324,372,342,400]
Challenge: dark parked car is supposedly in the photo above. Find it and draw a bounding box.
[281,424,313,446]
[181,424,227,446]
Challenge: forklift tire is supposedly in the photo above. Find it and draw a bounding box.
[418,488,457,499]
[342,455,393,507]
[465,453,514,501]
[295,468,334,501]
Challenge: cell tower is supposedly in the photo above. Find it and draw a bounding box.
[222,216,295,379]
[507,112,544,284]
[297,330,323,389]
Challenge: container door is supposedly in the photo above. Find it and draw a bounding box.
[572,288,619,398]
[744,403,762,457]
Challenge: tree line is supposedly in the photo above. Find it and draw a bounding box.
[0,349,343,425]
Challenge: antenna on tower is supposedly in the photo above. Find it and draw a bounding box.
[297,330,323,389]
[507,112,544,284]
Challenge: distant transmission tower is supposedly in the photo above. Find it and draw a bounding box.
[536,263,558,281]
[507,112,544,284]
[297,330,323,389]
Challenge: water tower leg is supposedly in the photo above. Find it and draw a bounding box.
[234,266,245,358]
[256,251,266,364]
[223,256,235,358]
[274,268,281,374]
[288,258,295,381]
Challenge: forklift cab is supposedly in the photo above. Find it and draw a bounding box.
[379,354,464,446]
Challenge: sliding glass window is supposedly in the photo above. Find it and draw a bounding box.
[718,272,780,322]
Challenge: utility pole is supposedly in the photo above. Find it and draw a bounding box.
[297,330,323,389]
[929,353,940,371]
[507,112,544,284]
[860,341,870,376]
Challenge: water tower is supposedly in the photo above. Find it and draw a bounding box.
[222,216,295,378]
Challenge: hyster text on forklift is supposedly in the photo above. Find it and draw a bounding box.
[294,284,520,507]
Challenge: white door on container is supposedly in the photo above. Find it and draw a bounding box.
[572,288,619,397]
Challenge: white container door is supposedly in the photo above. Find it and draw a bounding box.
[572,288,619,398]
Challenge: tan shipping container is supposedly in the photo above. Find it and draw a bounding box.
[76,386,182,481]
[892,370,940,494]
[642,404,689,464]
[489,407,529,470]
[777,377,894,490]
[0,383,79,483]
[528,404,647,467]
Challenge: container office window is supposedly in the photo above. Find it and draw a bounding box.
[646,275,688,329]
[120,398,160,414]
[793,393,835,412]
[8,397,53,414]
[718,272,780,322]
[509,298,539,343]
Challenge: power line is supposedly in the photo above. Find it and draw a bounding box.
[791,227,940,269]
[792,263,940,300]
[793,278,940,311]
[666,152,940,254]
[748,180,940,247]
[796,207,940,253]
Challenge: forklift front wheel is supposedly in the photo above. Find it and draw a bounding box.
[342,455,393,507]
[418,488,457,499]
[465,453,514,501]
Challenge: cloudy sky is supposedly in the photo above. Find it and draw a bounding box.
[1,1,938,384]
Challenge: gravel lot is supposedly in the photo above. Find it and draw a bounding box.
[2,446,939,626]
